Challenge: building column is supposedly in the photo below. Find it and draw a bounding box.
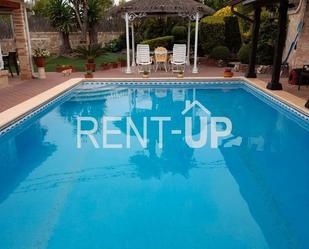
[267,0,289,90]
[192,12,200,74]
[246,6,261,78]
[125,12,132,74]
[12,4,32,80]
[131,24,136,67]
[187,20,191,66]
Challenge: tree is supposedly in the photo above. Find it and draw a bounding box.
[32,0,49,16]
[69,0,89,44]
[88,0,112,44]
[48,0,74,55]
[199,0,226,10]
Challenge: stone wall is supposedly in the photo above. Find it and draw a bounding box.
[0,31,121,55]
[284,0,309,69]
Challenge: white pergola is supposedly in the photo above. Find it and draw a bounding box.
[111,0,214,74]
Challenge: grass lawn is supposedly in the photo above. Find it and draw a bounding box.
[44,53,126,72]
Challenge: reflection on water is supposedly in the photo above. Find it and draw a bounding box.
[0,123,56,203]
[0,84,308,249]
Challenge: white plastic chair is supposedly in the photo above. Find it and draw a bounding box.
[170,44,187,73]
[136,44,152,73]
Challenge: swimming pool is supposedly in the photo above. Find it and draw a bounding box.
[0,81,308,249]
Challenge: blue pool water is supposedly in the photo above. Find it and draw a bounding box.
[0,81,308,249]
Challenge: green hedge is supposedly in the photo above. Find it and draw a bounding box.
[199,16,225,56]
[171,26,187,41]
[199,15,242,56]
[224,16,242,53]
[141,36,174,50]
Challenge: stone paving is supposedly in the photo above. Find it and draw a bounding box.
[0,65,308,113]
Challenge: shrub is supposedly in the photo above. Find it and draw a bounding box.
[257,18,278,65]
[74,43,105,62]
[141,36,174,50]
[214,6,233,17]
[224,16,242,53]
[171,26,187,41]
[237,44,251,64]
[211,46,230,60]
[104,34,126,53]
[199,16,225,55]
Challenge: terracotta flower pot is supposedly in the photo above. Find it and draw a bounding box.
[142,73,149,79]
[177,73,184,79]
[101,64,110,70]
[34,57,46,67]
[84,73,93,79]
[224,68,234,78]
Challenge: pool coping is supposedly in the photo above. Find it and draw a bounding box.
[0,76,308,130]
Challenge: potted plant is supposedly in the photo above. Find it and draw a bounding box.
[33,48,50,68]
[142,70,150,79]
[84,70,93,79]
[74,43,105,72]
[177,70,184,79]
[101,63,110,70]
[112,62,118,68]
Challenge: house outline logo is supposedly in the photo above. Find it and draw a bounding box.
[181,100,211,116]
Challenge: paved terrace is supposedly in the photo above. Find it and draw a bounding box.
[0,65,308,113]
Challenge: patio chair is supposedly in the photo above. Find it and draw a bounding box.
[154,47,168,72]
[3,52,19,77]
[136,44,153,73]
[170,44,187,73]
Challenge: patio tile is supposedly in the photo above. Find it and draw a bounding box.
[0,66,308,113]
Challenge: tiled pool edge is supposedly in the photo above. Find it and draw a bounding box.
[0,77,308,131]
[243,78,309,117]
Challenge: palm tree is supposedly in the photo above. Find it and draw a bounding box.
[88,0,112,45]
[48,0,74,55]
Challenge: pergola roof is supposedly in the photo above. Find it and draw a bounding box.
[111,0,215,17]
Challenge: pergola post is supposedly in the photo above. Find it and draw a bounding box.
[267,0,289,90]
[192,12,200,74]
[131,24,136,67]
[187,20,191,66]
[246,6,261,78]
[125,12,132,74]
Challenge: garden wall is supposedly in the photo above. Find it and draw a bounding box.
[284,0,309,68]
[0,31,121,55]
